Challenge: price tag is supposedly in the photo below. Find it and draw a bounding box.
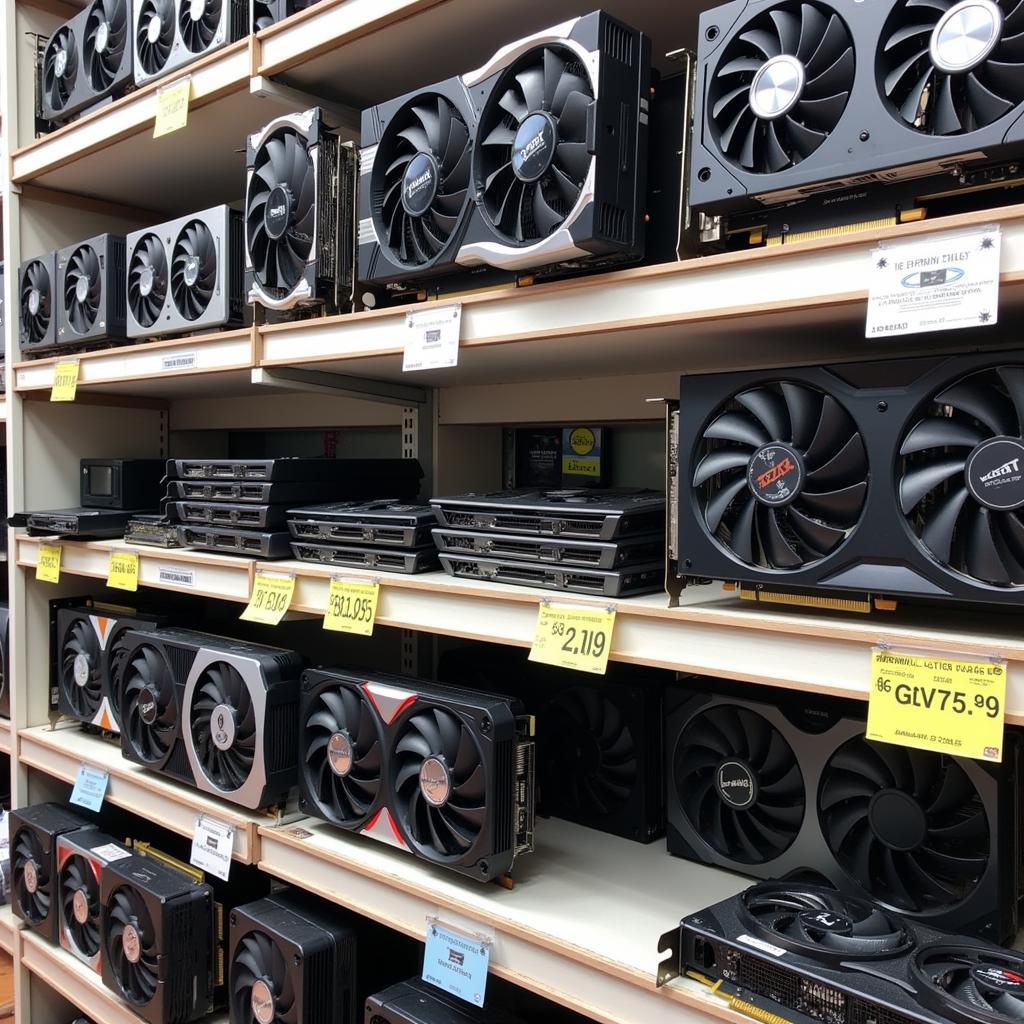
[36,544,62,583]
[50,360,79,402]
[403,304,461,371]
[529,601,615,675]
[323,577,379,636]
[189,815,234,881]
[107,551,140,592]
[154,77,191,138]
[422,918,491,1007]
[866,225,1001,338]
[70,766,109,812]
[240,572,294,625]
[867,648,1007,762]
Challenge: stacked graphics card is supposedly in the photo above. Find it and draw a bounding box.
[691,0,1024,245]
[666,682,1021,943]
[677,350,1024,609]
[287,500,440,574]
[367,979,527,1024]
[40,0,133,127]
[432,488,666,597]
[662,881,1024,1024]
[299,667,535,883]
[167,457,423,558]
[358,12,651,301]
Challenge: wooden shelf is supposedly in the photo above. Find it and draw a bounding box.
[259,816,749,1024]
[0,718,12,758]
[0,908,16,958]
[19,725,272,863]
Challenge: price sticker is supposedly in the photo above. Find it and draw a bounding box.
[529,601,615,675]
[154,77,191,138]
[403,304,461,371]
[36,544,62,583]
[422,917,492,1007]
[107,551,140,592]
[189,814,234,881]
[323,577,379,636]
[867,648,1007,762]
[50,360,80,402]
[70,766,109,812]
[240,572,295,625]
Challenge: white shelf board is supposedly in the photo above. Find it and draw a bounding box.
[0,717,12,757]
[19,725,269,863]
[259,816,749,1024]
[0,906,17,956]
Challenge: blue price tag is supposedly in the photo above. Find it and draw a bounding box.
[70,765,109,812]
[422,920,491,1007]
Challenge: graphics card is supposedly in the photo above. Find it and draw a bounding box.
[168,457,421,491]
[290,540,439,573]
[665,681,1020,941]
[287,500,437,547]
[41,0,133,125]
[19,253,57,354]
[367,979,526,1024]
[299,668,535,882]
[678,350,1024,608]
[178,525,293,558]
[126,206,244,339]
[116,626,303,809]
[168,478,341,504]
[245,107,358,313]
[169,500,291,529]
[125,515,183,548]
[25,507,147,538]
[56,234,128,348]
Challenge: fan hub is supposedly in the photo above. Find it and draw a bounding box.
[122,922,141,964]
[187,0,204,21]
[23,861,39,895]
[94,21,109,54]
[138,687,159,726]
[748,55,806,121]
[72,887,90,924]
[868,789,928,851]
[931,0,1003,74]
[971,964,1024,996]
[74,275,90,305]
[747,443,805,507]
[401,152,440,218]
[138,265,155,297]
[250,978,276,1024]
[27,288,41,317]
[798,909,853,936]
[965,436,1024,511]
[327,731,354,777]
[419,756,452,808]
[146,14,162,44]
[183,255,201,288]
[264,185,293,242]
[512,111,558,183]
[54,48,69,78]
[210,703,236,751]
[715,759,758,810]
[73,652,92,687]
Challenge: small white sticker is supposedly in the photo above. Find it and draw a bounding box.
[737,934,786,958]
[161,352,198,372]
[92,843,132,862]
[403,304,461,372]
[190,815,234,881]
[159,567,194,587]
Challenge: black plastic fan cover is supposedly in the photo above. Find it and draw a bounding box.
[128,233,167,328]
[136,0,173,76]
[303,683,382,827]
[179,0,221,53]
[674,704,804,863]
[709,1,855,172]
[64,244,102,335]
[375,95,471,266]
[44,27,78,113]
[548,687,636,816]
[122,644,177,764]
[13,828,50,923]
[61,618,103,720]
[231,931,294,1024]
[900,365,1024,586]
[476,45,593,243]
[247,127,315,294]
[694,382,868,568]
[172,219,216,320]
[60,854,100,957]
[742,883,913,960]
[85,0,127,93]
[881,0,1024,135]
[105,886,158,1005]
[392,706,486,860]
[189,662,256,791]
[914,944,1024,1023]
[820,737,989,912]
[20,260,52,345]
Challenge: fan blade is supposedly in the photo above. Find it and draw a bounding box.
[737,388,789,441]
[558,90,590,142]
[705,476,748,533]
[806,14,849,76]
[498,88,527,123]
[739,28,781,59]
[798,91,852,129]
[515,66,544,114]
[964,506,1012,584]
[759,507,803,568]
[533,185,563,235]
[803,47,855,101]
[799,482,867,523]
[729,495,757,563]
[693,448,750,486]
[803,395,850,468]
[542,48,565,110]
[786,506,846,554]
[884,22,935,51]
[998,366,1024,430]
[555,142,590,182]
[411,104,441,155]
[936,379,1016,436]
[705,411,768,448]
[932,74,963,135]
[769,9,800,53]
[920,485,970,563]
[900,417,987,454]
[718,56,764,77]
[806,434,866,489]
[899,457,966,513]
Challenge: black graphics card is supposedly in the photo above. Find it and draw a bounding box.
[177,525,293,558]
[290,540,439,574]
[168,457,422,492]
[299,668,535,883]
[169,500,292,529]
[11,803,95,942]
[287,500,437,547]
[678,350,1024,609]
[116,626,303,809]
[665,681,1020,942]
[366,979,525,1024]
[168,478,341,504]
[19,253,57,355]
[56,234,128,348]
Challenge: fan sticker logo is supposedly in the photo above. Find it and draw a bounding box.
[72,887,90,925]
[901,267,965,289]
[757,459,796,489]
[419,757,451,807]
[966,438,1024,511]
[23,861,38,895]
[122,923,141,964]
[268,204,287,219]
[405,169,433,200]
[250,980,275,1024]
[518,129,547,165]
[748,443,803,507]
[327,732,353,777]
[972,966,1024,992]
[980,458,1021,483]
[716,760,757,810]
[73,653,91,687]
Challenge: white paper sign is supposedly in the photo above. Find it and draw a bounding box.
[190,815,234,880]
[403,304,462,372]
[866,225,1001,338]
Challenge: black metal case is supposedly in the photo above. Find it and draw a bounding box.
[81,458,166,509]
[289,540,438,574]
[56,233,128,348]
[167,478,343,505]
[25,507,147,538]
[168,500,292,529]
[286,499,436,547]
[177,525,293,558]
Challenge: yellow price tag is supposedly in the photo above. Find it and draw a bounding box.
[50,360,79,402]
[154,77,191,138]
[529,602,615,675]
[323,578,379,636]
[36,544,62,583]
[867,648,1007,762]
[240,572,295,625]
[107,551,140,592]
